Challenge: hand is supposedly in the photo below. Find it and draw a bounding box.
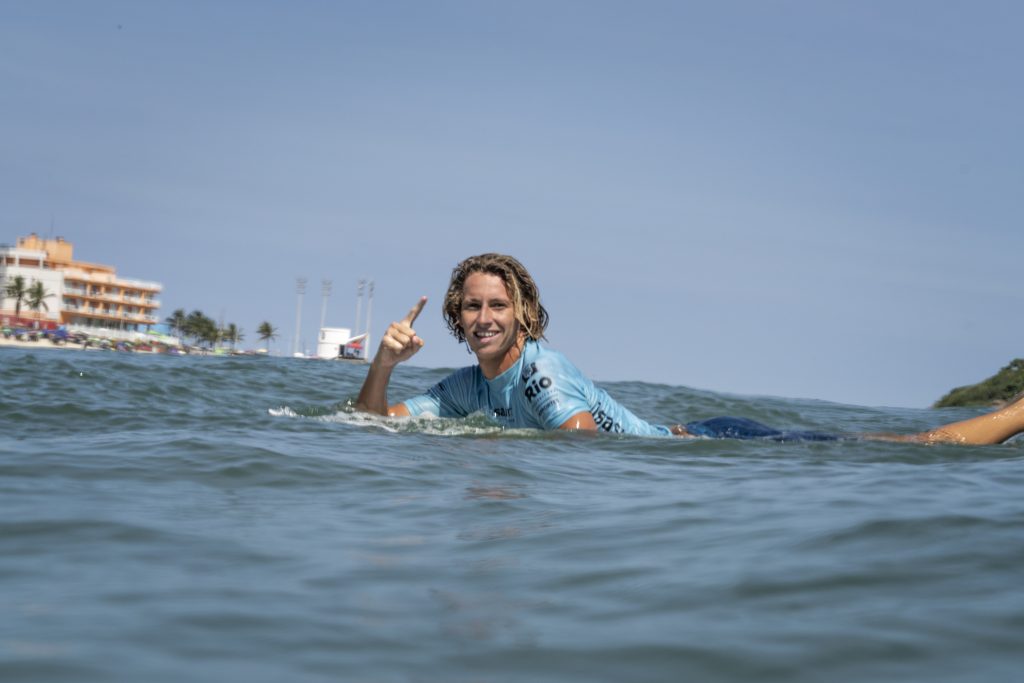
[669,424,691,437]
[376,296,427,368]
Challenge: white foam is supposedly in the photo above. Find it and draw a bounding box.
[269,405,519,437]
[267,406,299,418]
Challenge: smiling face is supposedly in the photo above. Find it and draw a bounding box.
[460,271,524,378]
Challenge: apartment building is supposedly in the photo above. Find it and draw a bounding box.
[0,234,162,338]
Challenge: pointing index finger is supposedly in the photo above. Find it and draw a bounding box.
[402,296,427,325]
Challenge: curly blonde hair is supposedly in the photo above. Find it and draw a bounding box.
[442,254,549,343]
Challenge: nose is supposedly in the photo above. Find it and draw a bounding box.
[477,304,493,324]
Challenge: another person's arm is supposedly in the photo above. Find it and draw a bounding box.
[866,393,1024,445]
[355,297,426,416]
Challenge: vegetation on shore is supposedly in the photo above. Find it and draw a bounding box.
[4,275,28,317]
[163,310,279,353]
[934,359,1024,408]
[165,309,247,349]
[4,275,53,320]
[257,321,278,351]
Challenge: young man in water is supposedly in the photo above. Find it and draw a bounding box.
[357,253,1024,444]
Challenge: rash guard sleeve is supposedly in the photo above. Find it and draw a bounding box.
[521,345,673,436]
[519,352,593,429]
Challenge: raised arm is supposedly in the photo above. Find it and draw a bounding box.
[355,296,426,416]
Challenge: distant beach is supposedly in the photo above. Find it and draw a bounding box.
[0,332,263,356]
[0,335,82,351]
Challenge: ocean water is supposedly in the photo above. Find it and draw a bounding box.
[2,347,1022,683]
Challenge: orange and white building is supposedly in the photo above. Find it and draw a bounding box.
[1,234,162,338]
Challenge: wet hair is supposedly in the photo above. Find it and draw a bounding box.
[443,253,549,343]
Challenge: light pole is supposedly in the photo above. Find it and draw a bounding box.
[294,277,306,357]
[354,279,366,337]
[364,281,374,360]
[319,279,332,333]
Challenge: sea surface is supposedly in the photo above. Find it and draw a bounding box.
[2,348,1023,683]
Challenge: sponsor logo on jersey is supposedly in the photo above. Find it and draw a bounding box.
[524,374,553,401]
[590,404,624,433]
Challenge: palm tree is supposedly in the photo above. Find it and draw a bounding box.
[183,310,219,348]
[181,310,205,346]
[199,319,220,347]
[26,281,54,325]
[4,275,28,319]
[257,321,277,352]
[221,323,243,349]
[165,308,187,339]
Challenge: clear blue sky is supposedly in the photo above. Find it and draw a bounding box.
[3,1,1022,407]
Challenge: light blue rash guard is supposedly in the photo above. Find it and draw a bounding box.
[402,340,672,436]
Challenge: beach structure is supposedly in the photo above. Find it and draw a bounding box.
[1,234,162,341]
[314,279,373,361]
[316,327,368,361]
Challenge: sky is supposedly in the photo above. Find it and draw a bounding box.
[2,0,1022,408]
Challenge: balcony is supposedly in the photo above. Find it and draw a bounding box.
[66,290,162,308]
[122,296,162,308]
[63,268,162,293]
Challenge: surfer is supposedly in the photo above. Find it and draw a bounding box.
[356,253,1024,444]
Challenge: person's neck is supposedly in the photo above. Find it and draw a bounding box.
[479,336,527,380]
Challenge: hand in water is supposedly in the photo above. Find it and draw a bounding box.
[377,296,427,368]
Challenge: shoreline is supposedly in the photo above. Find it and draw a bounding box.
[0,337,88,351]
[0,335,178,354]
[0,336,275,357]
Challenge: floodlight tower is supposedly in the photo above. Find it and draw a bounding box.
[364,281,374,360]
[319,279,332,332]
[293,277,307,357]
[354,279,366,336]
